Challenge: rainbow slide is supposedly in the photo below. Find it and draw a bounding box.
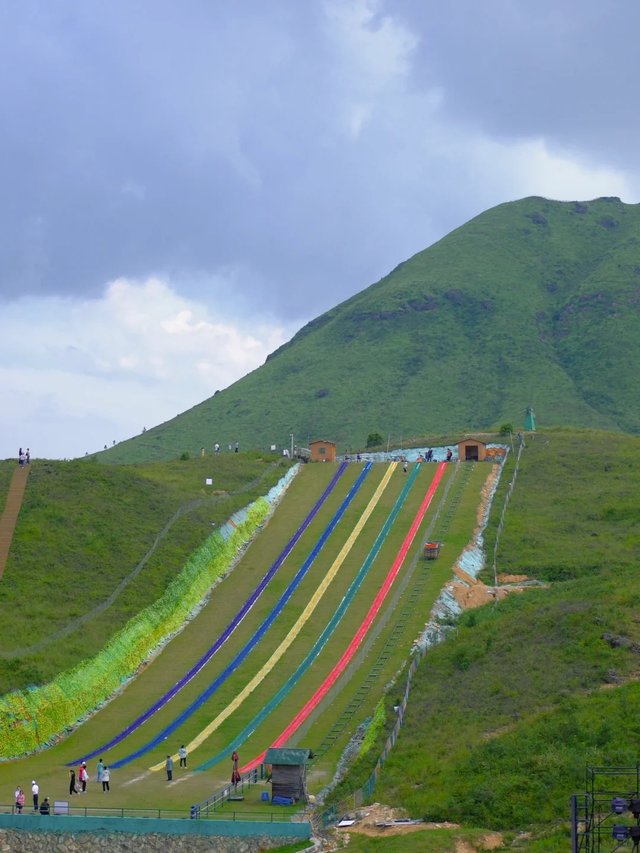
[149,462,399,771]
[69,460,349,766]
[239,461,446,773]
[195,460,426,772]
[107,462,373,768]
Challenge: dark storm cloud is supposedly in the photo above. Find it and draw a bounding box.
[0,0,637,326]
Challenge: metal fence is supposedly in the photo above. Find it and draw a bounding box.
[320,639,429,827]
[1,801,295,823]
[191,765,283,819]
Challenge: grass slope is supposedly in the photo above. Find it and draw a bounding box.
[100,196,640,463]
[0,456,490,822]
[0,453,291,691]
[331,430,640,851]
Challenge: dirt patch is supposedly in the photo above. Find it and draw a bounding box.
[479,831,504,849]
[449,566,527,610]
[455,833,503,851]
[333,805,504,850]
[335,802,458,837]
[497,573,529,583]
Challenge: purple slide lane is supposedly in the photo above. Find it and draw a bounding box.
[68,461,348,765]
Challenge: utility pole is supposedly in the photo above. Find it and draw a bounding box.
[290,433,294,458]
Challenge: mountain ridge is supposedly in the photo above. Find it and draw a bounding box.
[102,196,640,463]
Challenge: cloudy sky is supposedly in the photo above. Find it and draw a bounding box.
[1,0,638,459]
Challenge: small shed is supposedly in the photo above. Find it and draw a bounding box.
[265,747,311,803]
[309,439,337,463]
[457,438,487,462]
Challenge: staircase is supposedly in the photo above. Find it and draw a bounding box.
[0,465,30,579]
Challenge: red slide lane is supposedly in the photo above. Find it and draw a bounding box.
[240,462,447,773]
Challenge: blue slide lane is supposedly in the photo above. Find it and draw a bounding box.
[107,462,373,769]
[195,462,423,771]
[69,461,349,766]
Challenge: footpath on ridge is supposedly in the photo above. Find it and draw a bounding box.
[0,464,29,579]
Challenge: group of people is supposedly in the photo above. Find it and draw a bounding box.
[14,760,113,813]
[14,780,49,815]
[165,745,188,781]
[201,442,239,456]
[69,758,111,794]
[17,447,30,466]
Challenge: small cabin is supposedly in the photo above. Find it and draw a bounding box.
[457,438,487,462]
[265,747,311,804]
[309,439,337,463]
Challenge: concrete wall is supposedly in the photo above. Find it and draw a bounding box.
[0,813,311,852]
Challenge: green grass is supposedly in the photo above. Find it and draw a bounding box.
[329,827,518,852]
[482,428,640,581]
[4,429,636,851]
[328,430,640,850]
[0,461,15,507]
[0,453,292,690]
[0,457,490,823]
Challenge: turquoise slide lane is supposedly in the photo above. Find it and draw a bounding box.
[195,462,425,771]
[108,463,373,769]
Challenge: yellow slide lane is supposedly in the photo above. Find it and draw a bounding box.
[149,462,397,771]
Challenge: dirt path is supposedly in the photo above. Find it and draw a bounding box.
[0,464,29,579]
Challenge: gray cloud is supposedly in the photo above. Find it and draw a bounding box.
[2,1,635,319]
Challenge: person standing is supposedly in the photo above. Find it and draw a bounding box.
[96,758,105,786]
[31,780,39,811]
[165,755,173,782]
[79,762,88,793]
[102,766,111,792]
[69,768,77,795]
[231,751,241,787]
[15,786,25,813]
[178,745,187,768]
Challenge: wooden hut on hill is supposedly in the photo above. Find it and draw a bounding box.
[457,437,487,462]
[264,747,311,803]
[309,439,337,463]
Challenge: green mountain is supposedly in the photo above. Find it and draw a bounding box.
[104,196,640,463]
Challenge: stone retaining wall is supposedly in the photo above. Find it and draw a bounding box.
[0,829,304,852]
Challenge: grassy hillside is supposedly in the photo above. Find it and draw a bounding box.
[99,196,640,463]
[0,454,494,819]
[0,452,291,692]
[328,430,640,851]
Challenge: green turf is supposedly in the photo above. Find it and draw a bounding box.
[0,453,292,691]
[7,437,613,853]
[0,458,490,823]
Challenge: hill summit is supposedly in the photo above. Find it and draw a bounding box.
[106,196,640,462]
